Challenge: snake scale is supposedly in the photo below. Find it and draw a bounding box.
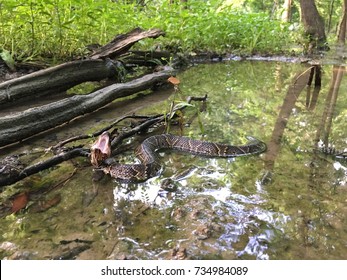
[91,132,266,183]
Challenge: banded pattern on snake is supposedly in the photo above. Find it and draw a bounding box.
[91,132,267,183]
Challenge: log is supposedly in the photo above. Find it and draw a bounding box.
[90,28,165,59]
[0,59,117,106]
[0,100,201,188]
[0,28,166,106]
[0,148,88,188]
[0,67,174,148]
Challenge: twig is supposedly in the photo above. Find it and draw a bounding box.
[110,115,165,149]
[51,114,161,149]
[31,168,78,196]
[109,99,203,149]
[186,94,208,103]
[0,148,88,188]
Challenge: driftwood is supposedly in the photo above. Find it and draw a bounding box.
[0,28,166,106]
[0,96,207,188]
[0,67,173,148]
[0,148,88,188]
[90,28,165,59]
[0,59,117,106]
[0,113,166,188]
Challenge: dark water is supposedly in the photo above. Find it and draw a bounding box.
[0,60,346,260]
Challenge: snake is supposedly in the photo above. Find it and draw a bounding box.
[91,132,267,183]
[319,146,347,160]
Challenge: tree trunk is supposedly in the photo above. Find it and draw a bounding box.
[327,0,336,33]
[338,0,347,44]
[299,0,328,51]
[281,0,292,22]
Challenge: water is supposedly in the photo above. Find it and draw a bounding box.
[0,60,346,260]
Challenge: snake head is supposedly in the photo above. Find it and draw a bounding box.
[90,131,111,167]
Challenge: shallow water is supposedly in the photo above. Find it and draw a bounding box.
[0,60,346,260]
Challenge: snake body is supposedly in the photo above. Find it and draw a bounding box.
[320,146,347,159]
[100,134,266,183]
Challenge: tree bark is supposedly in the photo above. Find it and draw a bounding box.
[299,0,328,51]
[0,67,173,148]
[281,0,292,22]
[0,28,166,107]
[0,59,117,106]
[90,28,165,59]
[327,0,336,33]
[338,0,347,44]
[0,148,88,188]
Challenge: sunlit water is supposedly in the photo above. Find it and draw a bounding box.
[1,60,346,260]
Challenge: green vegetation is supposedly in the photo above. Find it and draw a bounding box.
[0,0,344,63]
[0,0,295,63]
[143,4,292,54]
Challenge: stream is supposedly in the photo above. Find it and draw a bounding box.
[0,59,346,260]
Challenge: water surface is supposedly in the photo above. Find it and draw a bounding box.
[0,60,346,260]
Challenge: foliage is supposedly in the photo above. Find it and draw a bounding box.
[141,1,292,54]
[0,0,294,62]
[315,0,342,34]
[0,49,15,70]
[0,0,137,62]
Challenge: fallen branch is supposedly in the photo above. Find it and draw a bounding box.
[0,115,163,188]
[90,28,165,59]
[0,96,206,188]
[0,148,88,188]
[120,50,171,68]
[0,59,117,106]
[0,67,174,148]
[0,28,166,106]
[51,114,161,149]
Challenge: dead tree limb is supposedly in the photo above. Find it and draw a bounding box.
[0,59,117,106]
[90,28,165,59]
[0,28,166,106]
[0,115,163,188]
[0,97,206,188]
[51,114,161,149]
[0,67,174,148]
[0,148,88,188]
[120,50,171,68]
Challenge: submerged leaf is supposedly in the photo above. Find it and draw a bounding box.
[29,194,62,213]
[11,192,29,213]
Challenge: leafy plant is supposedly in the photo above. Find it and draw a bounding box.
[0,48,15,70]
[0,0,296,63]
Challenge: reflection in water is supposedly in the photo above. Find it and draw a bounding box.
[316,65,345,146]
[333,162,347,186]
[264,66,313,170]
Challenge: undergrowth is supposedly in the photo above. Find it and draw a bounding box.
[0,0,296,63]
